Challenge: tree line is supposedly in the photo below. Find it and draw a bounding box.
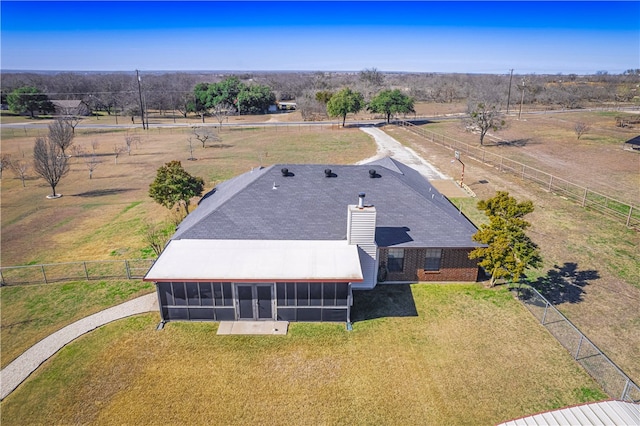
[2,69,638,121]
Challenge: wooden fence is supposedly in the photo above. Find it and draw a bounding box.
[394,120,640,229]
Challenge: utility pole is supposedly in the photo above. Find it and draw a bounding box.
[506,69,514,114]
[518,79,526,120]
[136,69,146,130]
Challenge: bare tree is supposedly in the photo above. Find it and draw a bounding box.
[211,102,234,131]
[187,137,197,161]
[48,119,75,156]
[124,132,141,155]
[113,145,125,164]
[191,126,219,148]
[33,136,69,198]
[143,220,173,257]
[0,154,11,179]
[62,115,82,135]
[10,158,30,187]
[466,102,506,145]
[90,139,99,153]
[574,122,590,140]
[84,153,100,179]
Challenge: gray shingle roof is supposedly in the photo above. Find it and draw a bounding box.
[173,158,480,248]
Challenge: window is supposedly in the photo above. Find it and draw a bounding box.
[387,248,405,272]
[424,249,442,271]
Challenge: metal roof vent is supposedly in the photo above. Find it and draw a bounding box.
[324,168,336,178]
[369,169,380,178]
[358,192,366,208]
[281,168,290,177]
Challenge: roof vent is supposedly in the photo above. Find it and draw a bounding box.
[281,168,291,177]
[358,192,366,208]
[324,168,336,178]
[369,169,380,178]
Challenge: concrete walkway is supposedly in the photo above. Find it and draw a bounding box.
[0,293,158,400]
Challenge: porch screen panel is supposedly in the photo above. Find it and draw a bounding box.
[275,282,350,322]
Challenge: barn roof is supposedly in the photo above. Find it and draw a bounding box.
[172,157,479,248]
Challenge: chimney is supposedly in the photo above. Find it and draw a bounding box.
[347,193,378,290]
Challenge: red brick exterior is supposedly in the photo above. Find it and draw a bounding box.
[379,248,479,282]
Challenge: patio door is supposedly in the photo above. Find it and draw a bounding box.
[236,284,273,320]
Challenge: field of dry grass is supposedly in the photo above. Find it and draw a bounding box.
[385,110,640,383]
[1,125,375,266]
[0,284,606,425]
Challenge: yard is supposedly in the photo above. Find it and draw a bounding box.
[0,284,607,425]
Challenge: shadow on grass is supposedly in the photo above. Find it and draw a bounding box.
[351,284,418,322]
[73,188,135,197]
[531,262,600,304]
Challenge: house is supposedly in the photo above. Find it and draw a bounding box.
[144,157,481,324]
[50,99,89,117]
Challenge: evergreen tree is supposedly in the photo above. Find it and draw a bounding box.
[469,191,542,286]
[367,89,415,123]
[149,161,205,215]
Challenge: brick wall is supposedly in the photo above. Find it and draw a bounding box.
[379,248,479,282]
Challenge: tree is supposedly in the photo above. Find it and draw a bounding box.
[466,102,506,145]
[143,220,174,257]
[0,154,11,179]
[367,89,415,123]
[191,126,219,148]
[33,136,69,198]
[315,91,333,104]
[83,153,100,179]
[113,145,125,164]
[326,88,364,126]
[211,102,234,130]
[48,119,75,156]
[149,160,205,215]
[236,84,276,114]
[469,191,542,287]
[574,122,590,140]
[7,86,55,119]
[10,158,30,187]
[124,132,141,155]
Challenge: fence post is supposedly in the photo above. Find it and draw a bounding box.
[125,260,131,279]
[582,188,588,207]
[83,261,89,280]
[522,164,526,180]
[626,206,633,227]
[548,175,554,192]
[575,335,584,359]
[541,300,549,325]
[41,265,48,284]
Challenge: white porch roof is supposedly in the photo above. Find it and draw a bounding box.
[144,239,364,282]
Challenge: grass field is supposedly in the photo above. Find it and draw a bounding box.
[1,125,375,266]
[0,280,154,368]
[385,113,640,383]
[0,284,607,425]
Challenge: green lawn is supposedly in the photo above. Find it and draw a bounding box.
[0,280,154,368]
[0,284,606,425]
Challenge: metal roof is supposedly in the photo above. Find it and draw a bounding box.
[144,239,363,282]
[172,158,479,248]
[498,400,640,426]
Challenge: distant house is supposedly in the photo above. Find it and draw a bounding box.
[50,100,90,117]
[144,158,481,324]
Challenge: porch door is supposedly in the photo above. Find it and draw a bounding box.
[236,284,273,320]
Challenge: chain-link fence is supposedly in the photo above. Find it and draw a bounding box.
[0,259,155,286]
[394,120,640,229]
[515,285,640,402]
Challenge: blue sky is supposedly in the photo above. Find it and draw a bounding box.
[1,1,638,74]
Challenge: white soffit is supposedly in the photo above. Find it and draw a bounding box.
[144,239,364,282]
